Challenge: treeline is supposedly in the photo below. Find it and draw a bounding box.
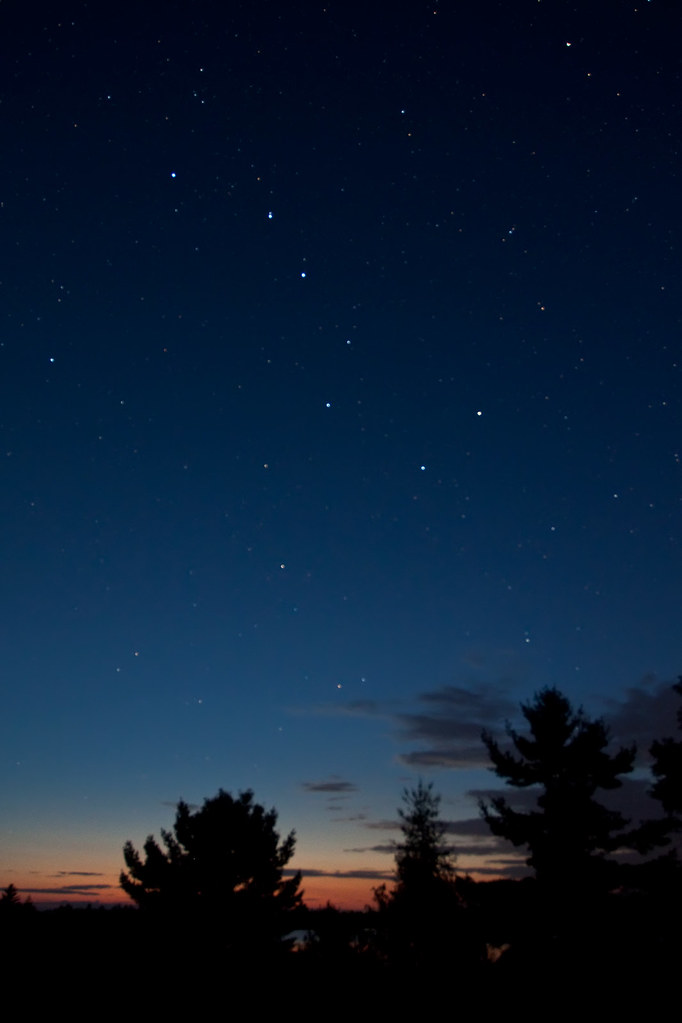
[2,683,681,1008]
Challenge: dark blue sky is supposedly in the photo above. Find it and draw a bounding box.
[2,0,681,907]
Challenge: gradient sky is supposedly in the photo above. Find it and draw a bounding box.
[2,0,681,909]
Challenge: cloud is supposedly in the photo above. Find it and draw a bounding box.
[603,676,681,753]
[288,867,394,881]
[472,860,530,878]
[302,777,359,794]
[343,844,396,855]
[162,800,200,812]
[395,683,517,770]
[299,680,519,775]
[398,745,488,768]
[418,684,517,720]
[399,684,516,741]
[451,842,510,857]
[444,815,497,838]
[23,884,115,896]
[53,871,105,878]
[363,818,400,831]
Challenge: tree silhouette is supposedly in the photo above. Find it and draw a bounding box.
[0,884,21,908]
[0,884,34,914]
[373,783,483,972]
[480,687,635,895]
[120,788,302,950]
[650,677,682,819]
[641,679,682,983]
[394,781,456,894]
[617,679,682,866]
[374,781,456,913]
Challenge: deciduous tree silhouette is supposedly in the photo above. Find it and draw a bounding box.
[480,687,635,896]
[120,788,302,951]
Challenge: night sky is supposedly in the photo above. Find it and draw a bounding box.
[2,0,681,909]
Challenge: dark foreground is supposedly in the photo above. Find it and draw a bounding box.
[2,877,679,1014]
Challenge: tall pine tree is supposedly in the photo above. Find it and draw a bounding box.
[374,783,483,971]
[394,781,456,895]
[650,677,682,820]
[480,687,635,895]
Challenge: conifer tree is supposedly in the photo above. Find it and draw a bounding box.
[394,781,456,896]
[650,677,682,819]
[372,783,483,971]
[120,788,302,948]
[480,687,635,894]
[0,884,21,907]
